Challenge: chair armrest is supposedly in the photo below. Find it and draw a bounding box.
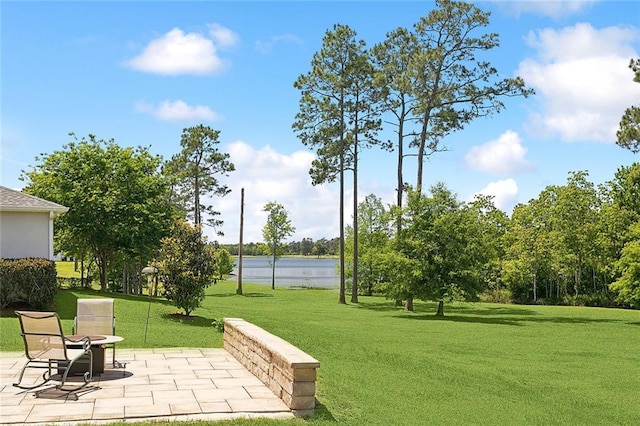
[65,335,92,351]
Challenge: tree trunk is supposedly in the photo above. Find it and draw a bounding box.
[351,137,359,303]
[435,300,444,316]
[271,251,276,290]
[338,93,346,305]
[194,174,201,226]
[237,188,244,295]
[366,258,373,296]
[99,261,108,292]
[416,109,431,193]
[122,263,128,294]
[80,257,86,288]
[405,296,414,311]
[396,101,405,233]
[394,105,405,309]
[94,248,109,292]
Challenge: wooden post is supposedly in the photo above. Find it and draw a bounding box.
[237,188,244,295]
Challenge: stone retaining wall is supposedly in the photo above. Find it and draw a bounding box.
[223,318,320,417]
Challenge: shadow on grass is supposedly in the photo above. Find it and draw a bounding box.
[0,303,34,318]
[208,292,274,298]
[518,316,626,325]
[208,293,237,298]
[311,399,337,422]
[445,304,539,317]
[394,314,523,326]
[394,312,627,326]
[242,292,274,298]
[356,300,538,317]
[161,312,220,328]
[355,298,442,313]
[355,301,412,313]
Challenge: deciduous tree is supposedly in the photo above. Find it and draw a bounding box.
[394,184,494,315]
[345,194,392,296]
[214,248,234,281]
[503,201,553,302]
[22,133,174,291]
[611,222,640,308]
[158,219,216,316]
[262,201,296,290]
[607,163,640,305]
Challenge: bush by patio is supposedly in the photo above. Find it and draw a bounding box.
[0,258,58,310]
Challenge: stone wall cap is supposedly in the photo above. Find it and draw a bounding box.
[224,318,320,367]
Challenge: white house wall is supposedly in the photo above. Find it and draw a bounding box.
[0,211,51,259]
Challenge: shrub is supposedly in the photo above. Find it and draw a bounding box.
[479,288,513,304]
[211,318,225,333]
[57,277,84,288]
[564,292,619,308]
[158,219,216,316]
[0,258,58,310]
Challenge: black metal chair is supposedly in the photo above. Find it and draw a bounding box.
[14,311,93,393]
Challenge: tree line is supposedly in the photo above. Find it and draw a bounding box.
[342,165,640,312]
[220,237,340,257]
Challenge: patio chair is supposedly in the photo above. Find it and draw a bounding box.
[74,298,116,365]
[14,311,93,392]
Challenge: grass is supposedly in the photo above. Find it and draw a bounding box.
[2,280,639,425]
[55,260,82,278]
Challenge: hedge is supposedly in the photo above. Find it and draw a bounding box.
[0,258,58,310]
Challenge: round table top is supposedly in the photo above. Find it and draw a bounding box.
[66,335,124,345]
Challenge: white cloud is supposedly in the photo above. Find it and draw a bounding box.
[475,179,519,212]
[255,33,303,54]
[124,25,237,75]
[135,100,221,122]
[208,23,239,47]
[518,22,640,143]
[465,130,534,174]
[493,0,597,19]
[206,141,341,244]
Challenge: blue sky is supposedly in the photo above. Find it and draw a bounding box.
[2,1,639,244]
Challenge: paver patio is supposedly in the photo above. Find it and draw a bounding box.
[0,348,294,425]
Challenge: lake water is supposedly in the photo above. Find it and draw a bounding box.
[232,256,339,289]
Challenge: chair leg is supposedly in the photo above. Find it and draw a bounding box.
[57,351,93,392]
[13,360,54,390]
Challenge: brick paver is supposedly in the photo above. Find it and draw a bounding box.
[0,348,294,425]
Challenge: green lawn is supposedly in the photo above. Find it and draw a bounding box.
[55,260,82,278]
[2,281,639,425]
